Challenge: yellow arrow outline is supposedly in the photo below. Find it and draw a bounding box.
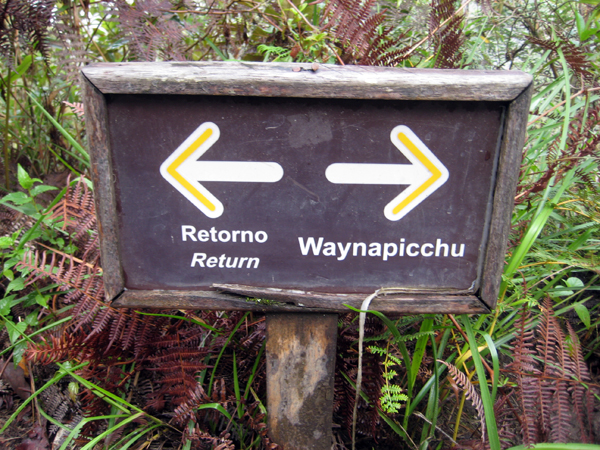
[391,132,443,216]
[165,127,216,212]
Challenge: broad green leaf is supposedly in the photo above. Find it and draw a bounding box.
[580,28,599,41]
[5,55,32,83]
[24,312,38,326]
[0,295,14,315]
[16,55,32,75]
[63,243,78,254]
[6,277,25,294]
[3,269,14,281]
[576,11,586,40]
[565,277,584,288]
[573,303,591,328]
[7,320,27,343]
[36,294,48,308]
[29,185,57,197]
[0,236,14,249]
[13,340,27,364]
[4,256,21,271]
[17,164,34,190]
[1,192,31,206]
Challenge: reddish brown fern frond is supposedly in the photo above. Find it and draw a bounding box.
[0,0,54,65]
[146,327,213,407]
[429,0,465,68]
[439,360,486,442]
[112,0,191,61]
[565,322,596,442]
[172,383,210,427]
[47,176,98,254]
[504,299,599,444]
[52,19,91,84]
[361,32,411,67]
[26,333,87,365]
[507,305,540,444]
[321,0,409,66]
[516,102,600,204]
[528,36,594,83]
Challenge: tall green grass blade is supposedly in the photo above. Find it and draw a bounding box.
[378,412,415,449]
[204,37,230,61]
[79,412,145,450]
[411,318,433,389]
[419,332,439,448]
[244,341,265,400]
[58,414,127,450]
[208,312,249,396]
[482,333,499,402]
[501,169,576,298]
[506,445,600,450]
[136,311,219,333]
[461,315,500,450]
[196,402,233,421]
[38,405,72,433]
[407,355,452,416]
[0,362,88,433]
[233,351,243,419]
[556,48,571,153]
[110,423,162,450]
[56,362,166,426]
[26,92,90,164]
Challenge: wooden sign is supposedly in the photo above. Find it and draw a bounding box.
[82,62,532,314]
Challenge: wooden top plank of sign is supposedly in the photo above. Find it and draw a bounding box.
[82,61,531,101]
[81,62,532,314]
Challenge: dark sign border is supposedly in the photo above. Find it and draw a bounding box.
[82,62,532,314]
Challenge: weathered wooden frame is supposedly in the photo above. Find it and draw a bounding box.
[81,61,532,314]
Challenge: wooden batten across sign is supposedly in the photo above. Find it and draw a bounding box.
[82,62,532,314]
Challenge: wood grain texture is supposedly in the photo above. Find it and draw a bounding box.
[81,76,125,300]
[112,287,490,313]
[82,62,532,101]
[479,83,534,307]
[266,313,337,449]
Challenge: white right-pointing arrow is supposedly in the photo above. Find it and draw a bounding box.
[325,125,449,221]
[325,163,430,185]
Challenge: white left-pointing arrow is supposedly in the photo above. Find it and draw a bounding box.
[160,122,284,218]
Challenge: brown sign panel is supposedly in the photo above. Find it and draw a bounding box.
[82,62,532,313]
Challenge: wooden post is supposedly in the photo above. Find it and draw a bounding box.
[266,313,338,450]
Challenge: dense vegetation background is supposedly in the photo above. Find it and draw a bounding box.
[0,0,599,448]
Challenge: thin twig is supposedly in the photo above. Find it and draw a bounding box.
[284,0,319,32]
[413,411,458,445]
[352,289,380,450]
[28,360,42,426]
[528,87,600,126]
[35,242,100,271]
[0,356,11,381]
